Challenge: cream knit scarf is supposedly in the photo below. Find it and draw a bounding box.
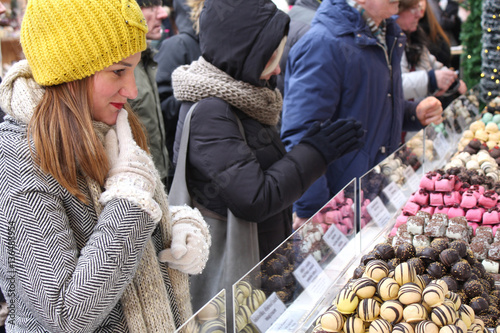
[172,56,282,126]
[0,60,192,332]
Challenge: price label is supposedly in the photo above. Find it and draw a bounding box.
[403,165,420,192]
[292,254,323,289]
[251,292,287,332]
[433,132,450,158]
[366,196,391,228]
[382,182,407,209]
[323,224,349,254]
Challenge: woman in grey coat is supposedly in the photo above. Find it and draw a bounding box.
[0,0,210,331]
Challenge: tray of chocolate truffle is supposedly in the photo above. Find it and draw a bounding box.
[392,163,500,273]
[442,94,479,133]
[309,241,500,332]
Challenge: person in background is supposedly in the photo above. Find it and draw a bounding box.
[281,0,444,228]
[0,0,210,331]
[171,0,364,316]
[427,0,462,68]
[130,0,170,187]
[419,0,452,67]
[398,0,466,106]
[276,0,321,95]
[155,0,203,189]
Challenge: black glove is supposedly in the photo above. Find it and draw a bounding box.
[300,119,365,164]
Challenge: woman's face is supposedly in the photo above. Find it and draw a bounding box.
[397,0,425,32]
[92,52,141,125]
[260,51,281,81]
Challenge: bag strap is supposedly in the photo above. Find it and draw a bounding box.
[169,102,246,206]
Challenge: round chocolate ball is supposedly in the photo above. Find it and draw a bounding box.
[388,258,401,271]
[464,249,477,265]
[427,262,447,279]
[439,249,460,267]
[419,247,439,265]
[464,280,485,299]
[473,262,486,278]
[450,261,472,282]
[449,240,467,258]
[396,243,416,261]
[375,243,396,260]
[479,279,491,293]
[431,238,449,253]
[441,275,458,292]
[407,258,426,275]
[483,273,495,289]
[469,296,489,315]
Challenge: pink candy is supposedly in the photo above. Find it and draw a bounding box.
[435,205,450,215]
[466,207,484,223]
[461,191,478,208]
[447,205,465,218]
[430,192,444,206]
[402,201,420,215]
[435,176,455,192]
[483,209,500,225]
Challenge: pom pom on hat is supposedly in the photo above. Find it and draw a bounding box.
[21,0,148,86]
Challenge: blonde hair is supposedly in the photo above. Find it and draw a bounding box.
[28,77,149,203]
[261,36,287,78]
[187,0,205,34]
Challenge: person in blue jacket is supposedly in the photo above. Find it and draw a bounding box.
[281,0,444,228]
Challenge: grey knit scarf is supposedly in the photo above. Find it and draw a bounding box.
[172,56,282,126]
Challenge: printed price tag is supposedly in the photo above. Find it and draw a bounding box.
[251,292,287,332]
[403,165,420,191]
[366,196,391,228]
[292,254,323,289]
[433,132,449,158]
[382,181,407,209]
[323,224,349,254]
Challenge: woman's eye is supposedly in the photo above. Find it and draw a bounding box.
[113,69,125,76]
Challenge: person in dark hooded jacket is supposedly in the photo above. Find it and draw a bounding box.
[155,0,203,189]
[171,0,364,317]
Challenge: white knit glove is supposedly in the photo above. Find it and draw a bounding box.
[158,206,211,275]
[99,109,162,222]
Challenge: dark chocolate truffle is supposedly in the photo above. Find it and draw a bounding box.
[449,240,468,258]
[441,275,458,292]
[450,261,472,281]
[473,262,486,278]
[440,249,461,267]
[407,258,426,275]
[427,262,447,279]
[396,243,416,261]
[387,258,401,271]
[431,238,449,253]
[463,280,485,299]
[419,247,439,265]
[361,253,380,266]
[375,243,395,260]
[469,296,489,315]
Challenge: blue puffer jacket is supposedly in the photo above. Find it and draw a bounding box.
[281,0,422,218]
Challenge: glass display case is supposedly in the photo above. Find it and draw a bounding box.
[231,180,358,333]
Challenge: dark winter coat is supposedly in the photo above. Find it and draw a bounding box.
[281,0,422,218]
[172,0,327,257]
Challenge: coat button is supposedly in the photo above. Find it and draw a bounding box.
[398,43,403,47]
[387,93,392,97]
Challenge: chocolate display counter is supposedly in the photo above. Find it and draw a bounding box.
[175,93,496,333]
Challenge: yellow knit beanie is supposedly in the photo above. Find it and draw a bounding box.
[21,0,148,86]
